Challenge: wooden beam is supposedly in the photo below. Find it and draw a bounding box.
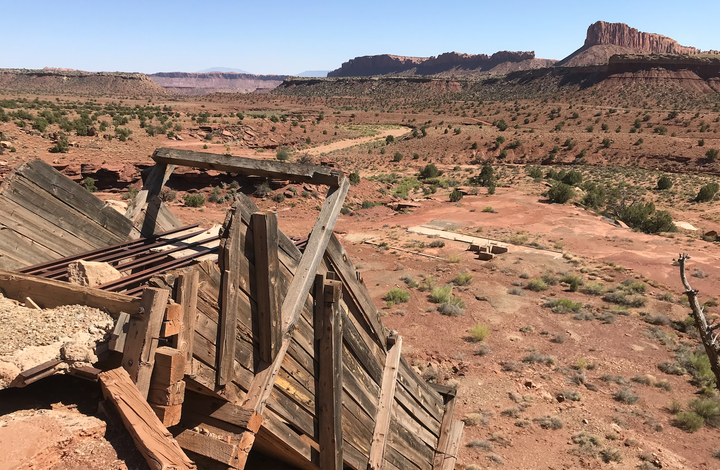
[438,421,464,470]
[173,269,199,375]
[314,275,343,470]
[217,207,242,387]
[122,288,169,398]
[324,234,387,350]
[432,388,460,470]
[174,429,241,467]
[368,336,403,470]
[251,211,281,363]
[109,312,131,353]
[281,177,349,333]
[0,269,141,316]
[125,163,175,224]
[152,147,342,187]
[183,391,262,433]
[99,367,196,470]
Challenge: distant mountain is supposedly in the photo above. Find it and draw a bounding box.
[296,70,329,77]
[149,72,291,95]
[196,67,248,73]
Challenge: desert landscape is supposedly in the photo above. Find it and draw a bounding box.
[1,17,720,470]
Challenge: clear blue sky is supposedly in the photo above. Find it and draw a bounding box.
[3,0,718,75]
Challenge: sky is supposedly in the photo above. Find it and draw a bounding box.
[3,0,719,75]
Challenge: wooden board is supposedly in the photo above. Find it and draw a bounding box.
[153,147,343,187]
[99,367,196,470]
[0,269,141,315]
[368,336,402,470]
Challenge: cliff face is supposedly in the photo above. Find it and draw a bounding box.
[149,72,291,95]
[327,51,554,77]
[585,21,699,55]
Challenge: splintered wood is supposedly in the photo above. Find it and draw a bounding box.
[99,367,196,470]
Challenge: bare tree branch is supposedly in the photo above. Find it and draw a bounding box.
[678,253,720,391]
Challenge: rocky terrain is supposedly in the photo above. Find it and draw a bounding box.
[149,71,291,95]
[327,51,556,77]
[0,69,170,97]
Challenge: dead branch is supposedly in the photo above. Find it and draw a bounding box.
[678,253,720,391]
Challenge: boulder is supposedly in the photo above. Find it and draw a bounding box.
[67,260,122,287]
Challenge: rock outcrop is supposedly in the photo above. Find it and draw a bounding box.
[585,21,699,55]
[327,51,555,77]
[0,69,170,97]
[559,21,703,67]
[149,72,291,95]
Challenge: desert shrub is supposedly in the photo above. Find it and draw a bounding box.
[348,172,360,185]
[688,398,720,426]
[475,344,492,356]
[599,447,622,463]
[276,147,290,161]
[613,388,639,404]
[273,193,285,203]
[603,290,646,307]
[581,281,605,296]
[507,287,525,296]
[527,167,543,181]
[658,361,687,376]
[696,183,719,203]
[447,294,466,309]
[83,177,97,193]
[706,148,719,162]
[674,411,704,432]
[601,375,628,384]
[419,163,441,179]
[466,439,492,450]
[392,152,403,162]
[657,176,673,190]
[449,189,463,202]
[469,324,490,342]
[428,240,445,249]
[551,334,566,344]
[547,183,574,204]
[208,186,222,203]
[544,298,582,314]
[526,278,548,292]
[561,274,584,291]
[452,271,473,286]
[183,194,205,207]
[533,416,562,430]
[659,292,675,302]
[401,275,419,288]
[159,188,176,202]
[123,186,139,201]
[50,134,69,153]
[561,170,583,186]
[523,352,555,365]
[439,302,464,317]
[644,314,671,326]
[384,288,410,304]
[560,390,582,401]
[430,286,452,303]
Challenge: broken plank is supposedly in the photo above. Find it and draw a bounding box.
[152,147,342,187]
[183,391,262,433]
[251,211,281,363]
[99,367,195,470]
[174,429,239,467]
[0,269,141,315]
[125,163,176,224]
[438,421,464,470]
[368,336,403,470]
[174,269,199,375]
[432,389,458,470]
[109,312,131,353]
[122,288,169,398]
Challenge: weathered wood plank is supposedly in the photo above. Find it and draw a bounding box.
[174,269,199,375]
[122,288,169,398]
[14,159,137,238]
[314,275,343,470]
[183,391,262,433]
[152,147,342,187]
[99,367,196,470]
[281,178,348,333]
[125,163,175,224]
[432,390,458,470]
[388,418,434,470]
[174,429,239,467]
[368,336,402,470]
[438,421,463,470]
[0,269,141,315]
[252,211,281,363]
[109,312,131,353]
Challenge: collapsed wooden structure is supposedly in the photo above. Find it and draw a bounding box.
[0,148,463,470]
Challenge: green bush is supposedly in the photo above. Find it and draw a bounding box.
[419,163,441,179]
[527,167,543,181]
[430,286,452,303]
[393,152,403,162]
[349,172,361,185]
[548,183,574,204]
[49,134,69,153]
[696,183,719,203]
[452,272,473,286]
[83,177,97,193]
[613,388,639,404]
[526,278,549,292]
[384,288,410,304]
[469,324,490,342]
[581,281,605,296]
[183,194,206,207]
[544,298,583,314]
[561,170,583,186]
[276,147,290,161]
[561,274,584,292]
[674,411,704,432]
[449,189,463,202]
[706,148,719,162]
[657,176,673,190]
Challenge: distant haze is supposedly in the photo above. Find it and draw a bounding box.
[196,67,248,73]
[296,71,329,77]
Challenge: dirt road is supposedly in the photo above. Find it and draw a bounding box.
[304,127,410,156]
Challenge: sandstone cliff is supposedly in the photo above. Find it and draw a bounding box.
[327,51,555,77]
[559,21,701,67]
[149,72,291,95]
